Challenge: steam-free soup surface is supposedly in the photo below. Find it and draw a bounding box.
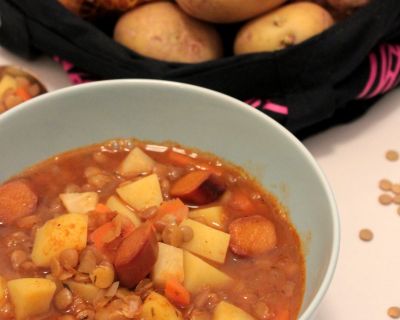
[0,139,304,320]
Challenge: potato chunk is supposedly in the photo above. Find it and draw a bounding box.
[7,278,56,320]
[116,174,163,211]
[213,301,255,320]
[118,147,155,177]
[141,291,183,320]
[64,280,100,303]
[183,251,232,294]
[188,206,225,230]
[31,213,88,267]
[106,195,142,227]
[152,242,184,287]
[180,219,230,264]
[60,192,98,213]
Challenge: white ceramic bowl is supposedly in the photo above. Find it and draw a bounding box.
[0,79,339,319]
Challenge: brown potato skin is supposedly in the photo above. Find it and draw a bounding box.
[327,0,369,10]
[176,0,287,23]
[113,1,223,63]
[114,222,158,288]
[234,2,335,55]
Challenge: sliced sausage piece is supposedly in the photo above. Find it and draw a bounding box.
[114,222,158,288]
[0,180,38,225]
[229,215,277,257]
[170,171,225,205]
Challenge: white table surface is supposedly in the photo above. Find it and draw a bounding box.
[2,46,400,320]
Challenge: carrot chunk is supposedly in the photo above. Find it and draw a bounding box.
[165,277,191,307]
[0,180,38,225]
[151,198,189,224]
[229,215,277,257]
[15,86,32,101]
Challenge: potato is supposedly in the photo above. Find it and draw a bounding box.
[180,219,230,264]
[188,206,225,230]
[59,192,98,213]
[116,174,163,211]
[113,1,223,63]
[118,147,155,178]
[151,242,184,287]
[0,74,17,97]
[183,251,232,294]
[176,0,287,23]
[64,280,100,303]
[234,2,334,54]
[327,0,369,10]
[7,278,56,320]
[31,213,88,267]
[106,195,142,227]
[141,291,183,320]
[213,301,255,320]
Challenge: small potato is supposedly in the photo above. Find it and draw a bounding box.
[234,2,334,54]
[176,0,287,23]
[113,1,223,63]
[327,0,369,10]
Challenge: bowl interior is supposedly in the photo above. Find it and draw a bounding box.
[0,80,339,319]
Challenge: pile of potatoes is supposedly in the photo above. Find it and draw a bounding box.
[59,0,370,63]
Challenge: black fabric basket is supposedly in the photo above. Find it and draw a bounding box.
[1,0,400,137]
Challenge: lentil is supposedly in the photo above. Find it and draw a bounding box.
[386,150,399,161]
[388,306,400,319]
[359,229,374,242]
[379,194,393,205]
[379,179,393,191]
[54,288,73,310]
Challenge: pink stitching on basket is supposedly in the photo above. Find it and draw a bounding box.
[358,44,400,99]
[246,99,288,115]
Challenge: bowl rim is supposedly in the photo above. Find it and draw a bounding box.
[0,79,340,319]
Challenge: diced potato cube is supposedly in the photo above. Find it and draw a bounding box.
[106,195,142,227]
[64,280,100,303]
[188,206,225,230]
[141,291,183,320]
[213,301,255,320]
[60,192,98,213]
[0,74,17,97]
[118,147,155,177]
[152,242,184,287]
[180,219,230,264]
[0,276,7,306]
[31,213,88,267]
[7,278,56,320]
[183,251,232,294]
[116,174,163,211]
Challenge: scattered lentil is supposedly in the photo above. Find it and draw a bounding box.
[359,229,373,242]
[386,150,399,161]
[387,306,400,319]
[392,184,400,194]
[394,195,400,205]
[379,179,393,191]
[379,194,393,205]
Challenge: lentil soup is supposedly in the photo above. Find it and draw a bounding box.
[0,138,305,320]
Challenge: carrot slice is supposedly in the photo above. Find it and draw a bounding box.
[0,180,38,225]
[15,86,32,101]
[171,170,211,197]
[229,215,277,257]
[165,278,191,307]
[275,309,290,320]
[171,171,226,205]
[166,150,195,167]
[89,221,115,250]
[95,203,112,214]
[151,198,189,224]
